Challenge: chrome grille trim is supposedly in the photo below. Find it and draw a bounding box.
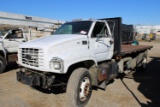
[18,48,44,67]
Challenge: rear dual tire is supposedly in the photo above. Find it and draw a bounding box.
[137,52,147,72]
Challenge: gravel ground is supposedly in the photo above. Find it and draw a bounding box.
[0,40,160,107]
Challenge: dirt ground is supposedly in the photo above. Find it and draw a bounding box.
[0,40,160,107]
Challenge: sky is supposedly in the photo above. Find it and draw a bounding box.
[0,0,160,25]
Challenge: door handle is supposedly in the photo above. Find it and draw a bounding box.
[22,40,26,42]
[109,40,114,44]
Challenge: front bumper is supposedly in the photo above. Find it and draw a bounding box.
[16,68,55,89]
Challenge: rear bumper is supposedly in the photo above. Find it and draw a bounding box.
[16,68,55,89]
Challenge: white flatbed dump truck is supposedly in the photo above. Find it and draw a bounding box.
[16,17,152,107]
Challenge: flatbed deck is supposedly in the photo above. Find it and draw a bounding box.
[121,45,153,55]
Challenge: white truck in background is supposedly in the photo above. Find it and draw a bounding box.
[0,28,28,73]
[16,17,152,107]
[0,28,55,73]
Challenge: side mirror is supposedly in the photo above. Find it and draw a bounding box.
[96,34,104,42]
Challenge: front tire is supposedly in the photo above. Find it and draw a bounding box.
[0,55,6,74]
[67,68,92,107]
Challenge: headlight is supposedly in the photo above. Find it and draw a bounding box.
[50,58,63,72]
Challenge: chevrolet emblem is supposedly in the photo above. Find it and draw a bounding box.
[25,54,32,60]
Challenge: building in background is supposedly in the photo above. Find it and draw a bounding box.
[0,11,65,39]
[134,25,160,36]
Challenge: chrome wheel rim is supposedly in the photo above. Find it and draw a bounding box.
[79,77,91,101]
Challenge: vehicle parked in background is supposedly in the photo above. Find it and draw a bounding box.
[142,33,156,41]
[0,28,51,73]
[16,17,152,107]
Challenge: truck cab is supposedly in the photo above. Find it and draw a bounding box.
[2,28,27,52]
[0,28,27,73]
[17,20,114,74]
[54,20,114,62]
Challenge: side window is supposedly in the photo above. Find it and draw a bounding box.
[91,22,109,38]
[16,30,23,38]
[5,29,23,39]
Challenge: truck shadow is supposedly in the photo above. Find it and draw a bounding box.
[33,86,66,95]
[119,57,160,107]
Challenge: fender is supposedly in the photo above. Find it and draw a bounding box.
[50,48,97,74]
[64,56,97,73]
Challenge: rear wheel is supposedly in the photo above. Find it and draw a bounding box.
[137,52,147,72]
[67,68,92,107]
[0,55,6,73]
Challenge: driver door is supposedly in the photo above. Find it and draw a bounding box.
[90,22,114,62]
[3,29,25,53]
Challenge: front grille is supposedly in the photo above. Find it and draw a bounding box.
[18,48,44,67]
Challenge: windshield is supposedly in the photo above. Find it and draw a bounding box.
[54,21,92,35]
[0,30,7,38]
[0,30,8,36]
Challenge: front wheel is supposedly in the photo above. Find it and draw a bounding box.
[0,55,6,74]
[67,68,92,107]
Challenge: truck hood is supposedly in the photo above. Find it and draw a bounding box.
[19,34,88,48]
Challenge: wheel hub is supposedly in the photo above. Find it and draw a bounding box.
[79,77,91,101]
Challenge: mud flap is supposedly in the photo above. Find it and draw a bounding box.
[97,64,110,90]
[98,65,109,82]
